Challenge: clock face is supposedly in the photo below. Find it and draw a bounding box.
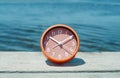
[40,24,80,64]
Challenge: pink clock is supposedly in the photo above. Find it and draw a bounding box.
[40,24,80,64]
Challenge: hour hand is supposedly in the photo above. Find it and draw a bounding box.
[49,36,60,44]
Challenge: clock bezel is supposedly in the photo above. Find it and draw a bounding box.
[40,24,80,64]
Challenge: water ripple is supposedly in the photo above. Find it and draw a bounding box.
[0,2,120,52]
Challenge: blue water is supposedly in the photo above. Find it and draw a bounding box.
[0,2,120,52]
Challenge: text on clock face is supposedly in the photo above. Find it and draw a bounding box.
[47,30,69,39]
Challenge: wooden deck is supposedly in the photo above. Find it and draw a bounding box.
[0,52,120,78]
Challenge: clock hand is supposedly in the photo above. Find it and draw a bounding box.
[62,45,72,55]
[52,42,62,49]
[52,35,73,49]
[61,35,73,45]
[52,44,59,49]
[52,44,72,55]
[49,36,60,44]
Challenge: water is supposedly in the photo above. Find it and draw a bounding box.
[0,2,120,52]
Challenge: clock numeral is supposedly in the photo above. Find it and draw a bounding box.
[72,41,75,46]
[52,52,55,57]
[46,36,49,40]
[65,31,68,35]
[52,32,55,36]
[58,54,62,59]
[70,48,74,52]
[44,41,48,46]
[65,52,69,57]
[58,30,62,34]
[46,48,50,52]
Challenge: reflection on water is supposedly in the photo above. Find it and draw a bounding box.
[0,2,120,51]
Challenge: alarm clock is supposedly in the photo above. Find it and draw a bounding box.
[40,24,80,64]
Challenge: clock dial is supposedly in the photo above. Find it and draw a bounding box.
[40,24,80,64]
[43,27,77,59]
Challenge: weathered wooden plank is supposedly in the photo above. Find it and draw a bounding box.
[0,52,120,72]
[0,73,120,78]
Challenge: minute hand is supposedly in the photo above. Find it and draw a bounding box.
[61,35,73,45]
[52,35,73,49]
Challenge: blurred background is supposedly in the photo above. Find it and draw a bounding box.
[0,0,120,52]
